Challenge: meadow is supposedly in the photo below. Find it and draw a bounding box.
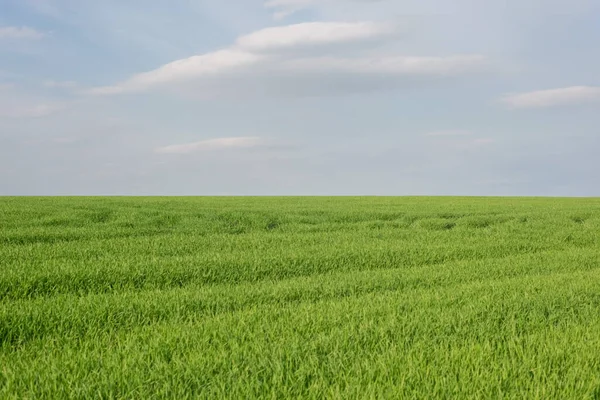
[1,196,600,399]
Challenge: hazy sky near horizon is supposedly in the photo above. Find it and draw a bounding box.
[1,0,599,195]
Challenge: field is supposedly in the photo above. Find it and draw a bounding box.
[1,197,600,399]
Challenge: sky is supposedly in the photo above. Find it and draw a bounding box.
[0,0,599,196]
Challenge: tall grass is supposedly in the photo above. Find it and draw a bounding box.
[1,197,600,398]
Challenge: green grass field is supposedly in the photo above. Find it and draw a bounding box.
[1,197,600,399]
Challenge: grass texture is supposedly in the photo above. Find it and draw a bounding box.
[1,196,600,399]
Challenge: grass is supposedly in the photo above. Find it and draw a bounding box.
[1,196,600,399]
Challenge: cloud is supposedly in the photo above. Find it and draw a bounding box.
[43,80,78,89]
[0,26,45,40]
[429,136,495,151]
[0,83,66,119]
[89,49,264,95]
[502,86,600,109]
[20,0,62,18]
[265,0,597,19]
[425,130,494,151]
[471,138,494,145]
[235,21,397,52]
[90,21,485,98]
[282,55,484,75]
[264,0,383,19]
[455,137,495,150]
[155,137,262,154]
[0,103,64,119]
[425,129,472,136]
[272,10,297,20]
[264,0,325,19]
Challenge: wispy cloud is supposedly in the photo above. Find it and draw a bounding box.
[20,0,62,18]
[89,49,264,95]
[0,26,45,40]
[427,132,494,151]
[155,137,262,154]
[424,129,473,137]
[1,81,66,119]
[89,21,485,97]
[43,80,78,89]
[235,21,397,52]
[0,103,64,119]
[264,0,322,19]
[264,0,384,19]
[280,55,484,74]
[439,137,495,151]
[471,138,494,145]
[502,86,600,109]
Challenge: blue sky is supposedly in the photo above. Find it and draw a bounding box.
[1,0,599,195]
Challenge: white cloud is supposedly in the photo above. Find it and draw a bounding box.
[155,137,262,154]
[235,21,397,52]
[503,86,600,109]
[90,49,264,95]
[425,129,472,136]
[0,26,45,40]
[90,21,485,97]
[91,53,484,97]
[280,55,484,75]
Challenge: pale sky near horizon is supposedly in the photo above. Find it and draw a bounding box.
[1,0,599,195]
